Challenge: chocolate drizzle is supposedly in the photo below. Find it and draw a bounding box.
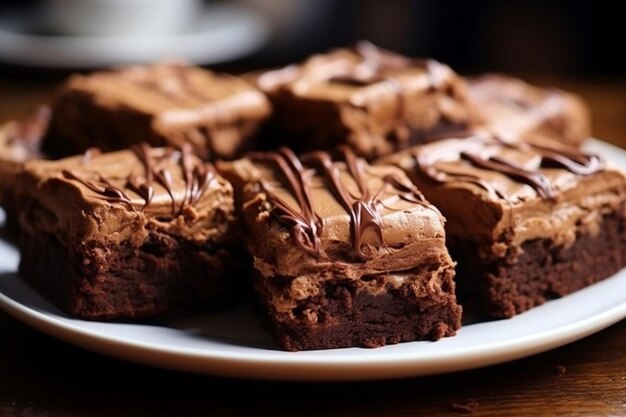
[252,147,430,260]
[325,42,456,149]
[328,41,405,86]
[529,142,603,175]
[492,135,604,176]
[126,174,155,209]
[127,144,156,208]
[62,144,217,216]
[120,63,214,104]
[305,148,385,258]
[327,41,443,92]
[62,170,136,211]
[414,135,604,201]
[180,143,216,206]
[250,147,324,257]
[459,152,556,199]
[329,43,399,85]
[414,137,505,200]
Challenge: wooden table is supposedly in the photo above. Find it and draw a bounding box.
[1,72,625,416]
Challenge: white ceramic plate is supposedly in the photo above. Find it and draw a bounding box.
[1,139,625,381]
[0,4,270,68]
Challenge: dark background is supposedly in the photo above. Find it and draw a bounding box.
[0,0,624,77]
[295,0,625,77]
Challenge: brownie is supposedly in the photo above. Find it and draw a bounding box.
[218,147,461,351]
[46,62,272,160]
[0,106,51,233]
[253,42,477,160]
[468,74,590,147]
[16,145,238,319]
[381,134,626,318]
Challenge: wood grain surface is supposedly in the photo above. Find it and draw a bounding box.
[0,72,624,417]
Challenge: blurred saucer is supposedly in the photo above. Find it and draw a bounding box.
[0,4,270,69]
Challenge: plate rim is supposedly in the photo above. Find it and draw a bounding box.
[1,270,625,381]
[0,138,625,381]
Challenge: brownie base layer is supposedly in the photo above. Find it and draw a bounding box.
[454,209,626,318]
[18,229,234,319]
[264,272,461,351]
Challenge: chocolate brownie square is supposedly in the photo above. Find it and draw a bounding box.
[468,74,590,147]
[254,42,477,159]
[46,62,271,160]
[218,147,461,351]
[17,144,238,319]
[381,134,626,318]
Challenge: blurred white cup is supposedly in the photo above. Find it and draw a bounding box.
[45,0,202,36]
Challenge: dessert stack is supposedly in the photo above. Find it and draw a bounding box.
[1,42,624,351]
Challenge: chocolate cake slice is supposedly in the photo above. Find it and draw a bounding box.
[468,74,590,147]
[218,147,461,351]
[46,62,271,160]
[253,42,477,159]
[381,134,626,318]
[16,145,237,319]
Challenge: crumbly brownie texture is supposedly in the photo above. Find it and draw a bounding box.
[0,106,51,232]
[254,42,477,160]
[468,74,590,147]
[218,147,461,351]
[17,145,238,319]
[380,134,626,318]
[453,209,626,318]
[46,62,271,160]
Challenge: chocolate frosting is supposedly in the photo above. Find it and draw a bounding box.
[254,42,476,158]
[249,147,324,256]
[257,41,450,94]
[303,147,430,258]
[412,135,603,201]
[20,146,236,246]
[63,63,270,127]
[247,147,432,260]
[468,74,591,147]
[326,41,445,90]
[380,134,626,254]
[60,144,217,216]
[49,62,271,159]
[218,147,449,280]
